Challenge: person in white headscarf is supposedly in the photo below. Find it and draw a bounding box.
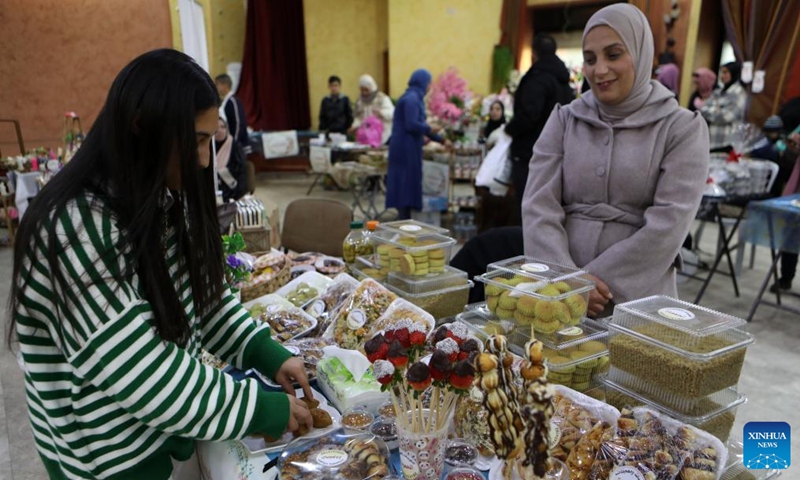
[521,3,709,316]
[350,74,394,145]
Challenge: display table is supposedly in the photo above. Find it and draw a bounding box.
[740,194,800,321]
[201,367,491,480]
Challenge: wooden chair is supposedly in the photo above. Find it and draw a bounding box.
[281,198,352,257]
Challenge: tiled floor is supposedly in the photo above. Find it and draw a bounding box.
[1,171,799,479]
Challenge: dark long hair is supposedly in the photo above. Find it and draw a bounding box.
[721,62,742,93]
[8,49,223,347]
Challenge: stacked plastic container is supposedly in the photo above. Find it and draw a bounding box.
[454,256,609,394]
[601,295,755,443]
[351,220,472,320]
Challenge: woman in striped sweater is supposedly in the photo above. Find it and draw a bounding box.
[8,49,313,479]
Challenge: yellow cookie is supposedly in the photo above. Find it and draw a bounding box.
[428,249,446,259]
[389,248,404,259]
[413,269,429,276]
[377,244,393,255]
[399,254,416,275]
[429,258,446,267]
[410,249,428,258]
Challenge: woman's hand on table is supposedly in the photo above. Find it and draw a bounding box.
[274,357,314,400]
[586,274,613,318]
[286,395,313,433]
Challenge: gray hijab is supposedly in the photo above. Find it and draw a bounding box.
[581,4,669,122]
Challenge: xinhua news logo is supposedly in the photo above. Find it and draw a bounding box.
[743,422,791,470]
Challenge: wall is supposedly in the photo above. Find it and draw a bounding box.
[168,0,247,79]
[0,0,173,153]
[304,0,388,130]
[388,0,503,98]
[692,0,722,76]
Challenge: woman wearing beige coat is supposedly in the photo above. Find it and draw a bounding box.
[351,74,394,145]
[522,4,709,316]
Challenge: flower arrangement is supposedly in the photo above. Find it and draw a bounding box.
[222,232,251,292]
[428,67,471,124]
[363,321,478,434]
[1,148,59,173]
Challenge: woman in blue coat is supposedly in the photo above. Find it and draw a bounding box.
[386,69,445,219]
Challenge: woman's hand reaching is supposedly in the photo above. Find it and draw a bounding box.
[586,274,613,318]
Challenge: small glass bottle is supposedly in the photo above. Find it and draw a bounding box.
[342,221,365,269]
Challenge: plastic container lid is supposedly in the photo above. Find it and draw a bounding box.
[487,255,588,280]
[609,295,754,359]
[613,295,747,337]
[350,221,364,229]
[387,265,468,294]
[277,427,390,480]
[445,438,479,466]
[604,366,746,419]
[465,303,608,351]
[365,220,379,231]
[372,230,456,252]
[376,219,449,237]
[475,268,595,302]
[350,256,388,282]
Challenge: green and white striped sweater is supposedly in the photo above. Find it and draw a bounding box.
[14,193,292,479]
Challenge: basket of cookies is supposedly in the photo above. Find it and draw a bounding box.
[239,251,291,302]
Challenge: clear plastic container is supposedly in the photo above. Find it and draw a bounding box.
[445,438,479,467]
[349,256,389,282]
[543,345,610,393]
[723,437,783,480]
[475,266,595,335]
[465,303,609,352]
[277,427,390,480]
[608,295,754,398]
[455,308,517,352]
[377,219,449,237]
[373,230,456,275]
[601,372,745,442]
[341,405,375,432]
[369,417,398,450]
[487,255,588,280]
[445,466,485,480]
[385,281,473,320]
[387,265,468,292]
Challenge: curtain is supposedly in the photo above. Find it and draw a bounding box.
[237,0,311,131]
[721,0,800,124]
[499,0,528,69]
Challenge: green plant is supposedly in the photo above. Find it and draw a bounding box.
[492,46,514,93]
[222,232,250,292]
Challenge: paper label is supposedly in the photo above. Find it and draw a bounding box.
[521,262,550,273]
[610,466,645,480]
[742,61,754,83]
[309,299,326,317]
[285,346,301,356]
[316,449,349,467]
[658,307,695,321]
[548,423,561,448]
[752,70,765,94]
[401,449,421,478]
[399,225,422,232]
[558,327,583,336]
[347,309,367,330]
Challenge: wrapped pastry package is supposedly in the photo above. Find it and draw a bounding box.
[550,386,621,464]
[306,273,360,336]
[327,279,397,349]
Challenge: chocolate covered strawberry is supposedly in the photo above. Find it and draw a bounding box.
[432,325,449,344]
[446,322,468,346]
[450,359,475,390]
[387,340,409,369]
[436,337,460,362]
[429,349,452,382]
[373,359,395,386]
[406,362,432,392]
[364,334,389,363]
[458,338,480,361]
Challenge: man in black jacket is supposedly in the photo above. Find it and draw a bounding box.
[319,75,353,134]
[505,34,575,214]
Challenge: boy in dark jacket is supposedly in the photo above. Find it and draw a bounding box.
[319,75,353,134]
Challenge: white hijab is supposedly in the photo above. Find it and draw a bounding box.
[580,4,667,122]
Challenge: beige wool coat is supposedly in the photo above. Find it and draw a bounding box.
[522,85,710,304]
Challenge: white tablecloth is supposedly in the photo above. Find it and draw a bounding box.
[10,171,42,219]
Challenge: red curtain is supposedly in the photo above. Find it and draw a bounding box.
[237,0,311,131]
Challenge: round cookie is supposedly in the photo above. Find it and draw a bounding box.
[498,291,518,310]
[546,356,575,374]
[534,300,570,325]
[552,281,572,294]
[399,254,416,275]
[428,248,446,260]
[514,310,535,325]
[517,295,538,315]
[495,307,515,319]
[486,295,500,312]
[533,318,561,334]
[563,294,587,320]
[579,340,607,354]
